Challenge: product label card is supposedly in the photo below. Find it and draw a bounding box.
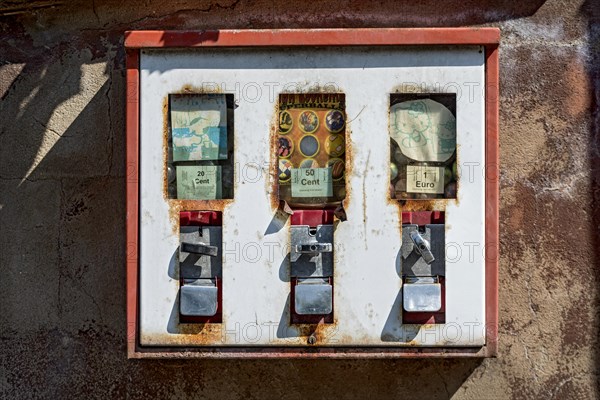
[170,94,228,161]
[291,168,333,198]
[176,165,222,200]
[406,165,445,194]
[389,99,456,163]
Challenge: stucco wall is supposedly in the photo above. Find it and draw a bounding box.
[0,0,598,398]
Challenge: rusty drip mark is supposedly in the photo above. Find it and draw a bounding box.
[142,322,224,347]
[291,315,341,346]
[178,84,224,94]
[453,142,461,207]
[341,125,353,214]
[269,109,281,212]
[362,152,371,249]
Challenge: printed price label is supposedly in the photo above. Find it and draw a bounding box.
[291,168,333,198]
[176,165,222,200]
[406,165,445,194]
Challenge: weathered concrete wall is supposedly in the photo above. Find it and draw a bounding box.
[0,0,598,398]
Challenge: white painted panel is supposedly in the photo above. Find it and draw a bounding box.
[140,46,486,347]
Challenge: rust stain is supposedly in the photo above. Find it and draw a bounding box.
[401,199,447,212]
[341,125,352,213]
[452,142,461,207]
[269,103,282,212]
[177,84,223,95]
[292,321,340,346]
[142,323,223,347]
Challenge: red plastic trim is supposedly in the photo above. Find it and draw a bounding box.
[180,211,222,226]
[401,211,445,225]
[290,209,335,227]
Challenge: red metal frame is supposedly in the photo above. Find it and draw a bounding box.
[124,28,500,48]
[126,49,139,357]
[125,28,500,359]
[484,44,500,357]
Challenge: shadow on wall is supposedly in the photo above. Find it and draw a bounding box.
[10,0,600,399]
[0,23,127,359]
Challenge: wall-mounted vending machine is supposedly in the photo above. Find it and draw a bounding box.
[125,28,499,358]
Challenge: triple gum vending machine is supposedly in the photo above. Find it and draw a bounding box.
[126,28,500,358]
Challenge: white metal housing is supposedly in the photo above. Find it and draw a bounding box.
[139,46,486,347]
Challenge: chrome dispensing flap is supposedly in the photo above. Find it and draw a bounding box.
[179,279,218,317]
[295,278,333,315]
[403,276,442,313]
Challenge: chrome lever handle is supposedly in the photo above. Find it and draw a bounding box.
[295,243,333,253]
[181,242,218,257]
[409,230,435,264]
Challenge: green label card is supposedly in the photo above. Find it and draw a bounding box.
[176,165,222,200]
[291,168,333,198]
[170,94,228,162]
[406,165,444,194]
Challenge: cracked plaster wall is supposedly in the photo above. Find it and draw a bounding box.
[0,0,599,399]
